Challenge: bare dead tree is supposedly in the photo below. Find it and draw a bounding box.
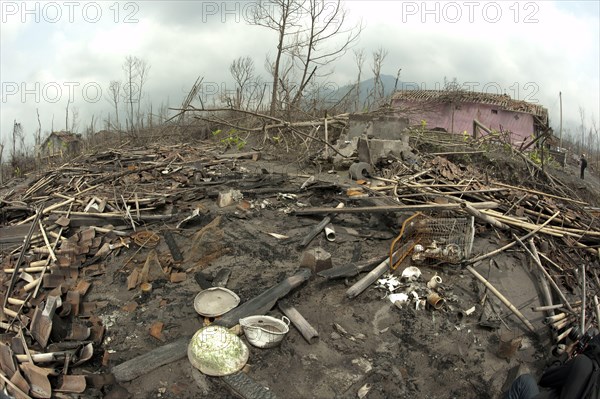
[70,106,79,133]
[230,56,255,109]
[591,116,599,167]
[366,47,388,109]
[288,0,362,109]
[159,101,169,124]
[353,48,365,112]
[65,100,70,131]
[122,56,138,134]
[0,138,4,185]
[249,0,304,115]
[11,120,23,163]
[579,106,586,154]
[107,80,121,131]
[136,58,150,129]
[394,68,402,91]
[36,109,42,157]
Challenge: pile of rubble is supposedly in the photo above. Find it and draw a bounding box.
[0,137,599,398]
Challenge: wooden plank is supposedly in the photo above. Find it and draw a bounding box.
[214,268,312,328]
[111,338,189,382]
[293,201,499,216]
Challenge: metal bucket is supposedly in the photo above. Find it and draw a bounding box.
[239,315,290,348]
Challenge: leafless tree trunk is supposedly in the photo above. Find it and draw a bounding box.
[367,47,388,109]
[353,49,365,112]
[36,109,42,158]
[12,120,23,163]
[148,103,153,128]
[65,100,70,131]
[289,0,362,109]
[250,0,303,115]
[122,56,150,135]
[136,58,150,129]
[123,56,138,134]
[71,106,79,133]
[108,80,121,131]
[579,106,586,154]
[0,140,4,185]
[230,56,255,109]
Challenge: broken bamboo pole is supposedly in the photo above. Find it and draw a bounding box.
[490,182,588,206]
[295,201,499,216]
[594,296,600,331]
[37,220,57,263]
[346,248,406,299]
[538,252,564,272]
[4,209,42,310]
[466,211,560,265]
[532,302,581,312]
[278,302,319,344]
[513,236,573,312]
[484,210,600,238]
[557,327,573,343]
[18,198,73,225]
[465,265,536,333]
[460,202,508,230]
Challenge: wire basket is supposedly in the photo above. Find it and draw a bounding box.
[408,215,475,264]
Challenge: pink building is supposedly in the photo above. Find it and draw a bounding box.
[391,90,549,145]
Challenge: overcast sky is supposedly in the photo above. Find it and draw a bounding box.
[1,0,599,150]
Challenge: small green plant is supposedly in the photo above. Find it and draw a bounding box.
[213,128,246,150]
[462,130,470,143]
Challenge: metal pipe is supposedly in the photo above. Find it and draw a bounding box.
[324,224,336,242]
[427,275,442,290]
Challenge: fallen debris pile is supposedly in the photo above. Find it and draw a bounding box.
[1,137,599,398]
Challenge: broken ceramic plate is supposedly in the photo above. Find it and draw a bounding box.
[193,287,240,317]
[188,325,249,376]
[401,266,421,281]
[388,293,409,306]
[377,275,402,292]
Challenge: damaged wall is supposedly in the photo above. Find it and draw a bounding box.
[346,115,409,140]
[393,100,536,144]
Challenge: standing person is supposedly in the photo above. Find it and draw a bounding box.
[581,154,588,179]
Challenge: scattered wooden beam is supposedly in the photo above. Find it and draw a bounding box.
[460,202,508,230]
[163,231,183,262]
[298,216,331,249]
[490,182,588,206]
[466,211,560,264]
[513,236,573,312]
[294,201,499,216]
[214,268,312,328]
[317,255,387,280]
[278,302,319,344]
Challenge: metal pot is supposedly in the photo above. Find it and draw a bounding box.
[239,315,290,348]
